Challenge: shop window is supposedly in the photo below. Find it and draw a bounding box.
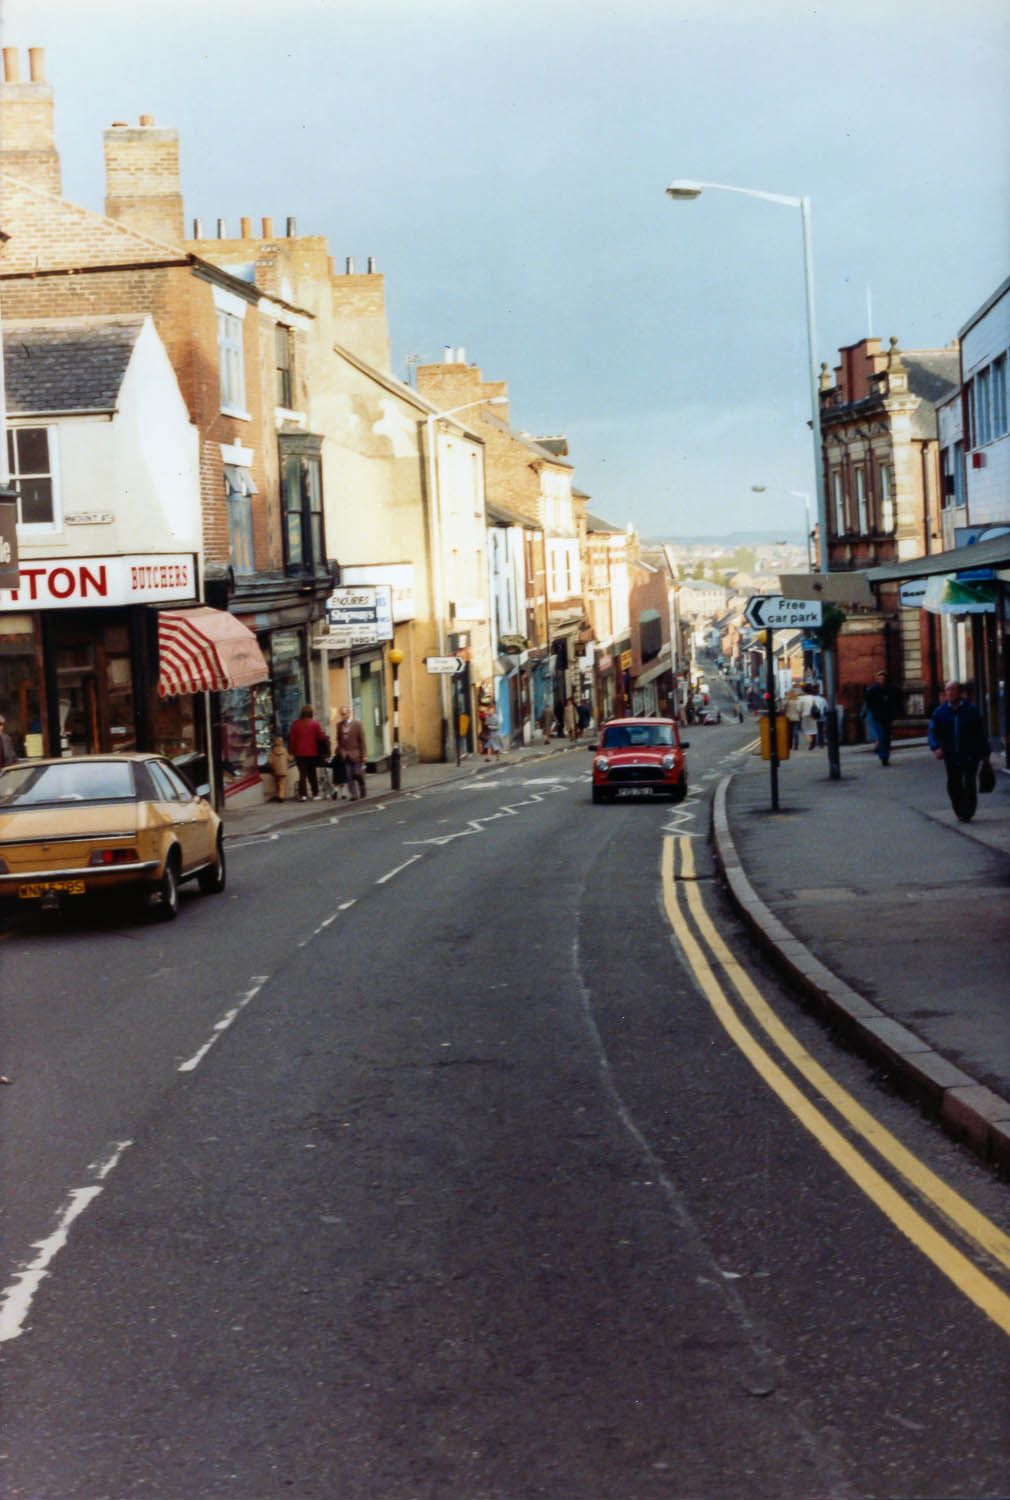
[7,426,58,530]
[269,629,307,742]
[279,439,324,574]
[105,628,137,752]
[275,325,294,410]
[218,686,259,793]
[0,614,43,756]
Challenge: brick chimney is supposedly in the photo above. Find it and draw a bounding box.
[103,114,185,245]
[0,46,61,194]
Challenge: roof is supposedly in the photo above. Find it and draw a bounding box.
[481,410,574,468]
[586,511,626,533]
[958,275,1010,340]
[0,171,190,276]
[4,315,146,414]
[865,529,1010,582]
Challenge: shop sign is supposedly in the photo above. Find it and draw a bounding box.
[620,650,633,671]
[597,653,613,672]
[0,499,18,590]
[325,584,393,648]
[0,553,197,610]
[340,563,416,622]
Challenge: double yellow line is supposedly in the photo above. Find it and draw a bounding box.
[662,834,1010,1338]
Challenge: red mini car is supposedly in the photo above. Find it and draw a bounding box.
[590,716,689,804]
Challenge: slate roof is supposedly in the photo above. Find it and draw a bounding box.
[4,316,146,415]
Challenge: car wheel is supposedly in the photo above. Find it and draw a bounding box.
[151,850,180,921]
[670,778,688,803]
[197,833,226,895]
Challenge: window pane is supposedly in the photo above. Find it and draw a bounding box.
[19,477,53,525]
[6,430,14,472]
[286,510,303,565]
[13,427,50,474]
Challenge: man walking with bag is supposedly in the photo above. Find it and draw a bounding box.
[336,705,367,800]
[928,680,987,822]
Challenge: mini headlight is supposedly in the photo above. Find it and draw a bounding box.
[594,756,610,772]
[661,753,676,769]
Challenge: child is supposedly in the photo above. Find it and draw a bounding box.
[267,737,292,801]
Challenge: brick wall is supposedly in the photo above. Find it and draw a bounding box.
[103,121,185,245]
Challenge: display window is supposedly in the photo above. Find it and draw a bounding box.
[351,654,386,762]
[0,614,43,757]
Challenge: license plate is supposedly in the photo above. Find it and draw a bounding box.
[19,880,86,899]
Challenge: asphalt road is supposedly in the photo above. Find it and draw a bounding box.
[2,698,1009,1498]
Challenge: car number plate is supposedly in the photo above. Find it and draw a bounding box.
[19,880,86,899]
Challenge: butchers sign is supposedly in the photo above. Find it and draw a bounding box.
[0,553,198,610]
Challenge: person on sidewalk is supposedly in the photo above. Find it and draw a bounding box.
[540,704,554,744]
[336,705,367,799]
[0,714,18,768]
[784,689,803,750]
[863,669,900,766]
[288,705,327,801]
[928,679,987,822]
[484,708,505,761]
[266,736,291,800]
[563,696,579,742]
[798,689,819,750]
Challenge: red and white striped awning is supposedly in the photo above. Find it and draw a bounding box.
[157,607,269,699]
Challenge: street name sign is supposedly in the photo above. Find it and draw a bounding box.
[745,595,824,630]
[425,655,467,675]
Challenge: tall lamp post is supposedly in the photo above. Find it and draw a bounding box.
[423,394,507,761]
[666,178,840,779]
[388,647,403,790]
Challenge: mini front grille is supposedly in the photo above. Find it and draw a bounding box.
[608,766,665,784]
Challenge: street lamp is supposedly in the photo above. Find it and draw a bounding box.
[388,647,404,790]
[423,394,508,761]
[666,176,840,779]
[751,485,813,571]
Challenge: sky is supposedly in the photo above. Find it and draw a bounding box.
[1,0,1007,539]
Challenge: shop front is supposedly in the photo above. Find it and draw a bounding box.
[216,623,314,798]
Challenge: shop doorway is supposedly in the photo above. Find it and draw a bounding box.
[55,645,101,756]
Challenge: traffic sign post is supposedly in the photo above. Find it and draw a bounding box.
[765,631,780,812]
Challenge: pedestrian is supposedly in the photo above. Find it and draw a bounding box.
[812,689,828,747]
[798,689,819,750]
[540,703,554,743]
[266,736,291,800]
[863,669,900,766]
[287,704,327,801]
[578,699,591,735]
[0,713,18,769]
[484,707,504,760]
[927,679,987,822]
[336,704,367,799]
[563,695,578,742]
[784,688,803,750]
[316,727,334,799]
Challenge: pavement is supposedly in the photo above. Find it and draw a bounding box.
[221,734,589,839]
[712,734,1010,1171]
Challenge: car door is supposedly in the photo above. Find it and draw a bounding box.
[147,761,204,873]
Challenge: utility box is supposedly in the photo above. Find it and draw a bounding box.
[759,715,791,761]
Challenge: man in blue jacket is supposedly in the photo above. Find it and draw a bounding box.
[928,680,987,822]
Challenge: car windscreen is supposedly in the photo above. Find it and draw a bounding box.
[0,761,136,808]
[601,724,675,749]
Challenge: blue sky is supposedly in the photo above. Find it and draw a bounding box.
[3,0,1007,538]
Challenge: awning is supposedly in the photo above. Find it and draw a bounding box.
[157,607,270,698]
[865,529,1010,584]
[635,648,673,687]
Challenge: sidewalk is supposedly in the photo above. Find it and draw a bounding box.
[222,735,589,839]
[712,738,1010,1170]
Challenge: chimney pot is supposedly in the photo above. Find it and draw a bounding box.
[27,47,46,83]
[217,218,227,239]
[286,216,297,237]
[139,113,156,126]
[240,216,252,239]
[443,346,454,363]
[111,121,128,128]
[192,218,203,238]
[346,256,355,274]
[456,347,466,363]
[3,48,20,82]
[261,216,274,238]
[367,256,377,274]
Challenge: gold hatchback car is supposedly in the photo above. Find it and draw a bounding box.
[0,753,225,922]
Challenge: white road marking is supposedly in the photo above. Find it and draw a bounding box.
[404,784,567,848]
[338,899,357,910]
[0,1139,133,1343]
[178,976,269,1073]
[375,854,424,884]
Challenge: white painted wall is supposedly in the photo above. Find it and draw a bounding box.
[963,283,1010,525]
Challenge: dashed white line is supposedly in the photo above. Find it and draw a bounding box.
[374,855,424,884]
[0,1139,133,1343]
[178,975,269,1073]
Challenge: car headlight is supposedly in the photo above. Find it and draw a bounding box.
[594,756,610,772]
[661,753,676,769]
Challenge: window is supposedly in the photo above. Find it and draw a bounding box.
[940,445,965,511]
[992,354,1008,437]
[7,427,57,529]
[275,325,293,409]
[976,367,992,446]
[831,470,845,535]
[279,437,324,573]
[224,465,256,575]
[854,467,868,533]
[217,310,247,414]
[878,465,894,530]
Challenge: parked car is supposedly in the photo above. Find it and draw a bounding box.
[0,753,225,922]
[590,717,689,803]
[696,704,722,725]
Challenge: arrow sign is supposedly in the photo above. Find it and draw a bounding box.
[425,655,466,675]
[744,595,824,630]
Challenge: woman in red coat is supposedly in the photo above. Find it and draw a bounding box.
[287,705,326,800]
